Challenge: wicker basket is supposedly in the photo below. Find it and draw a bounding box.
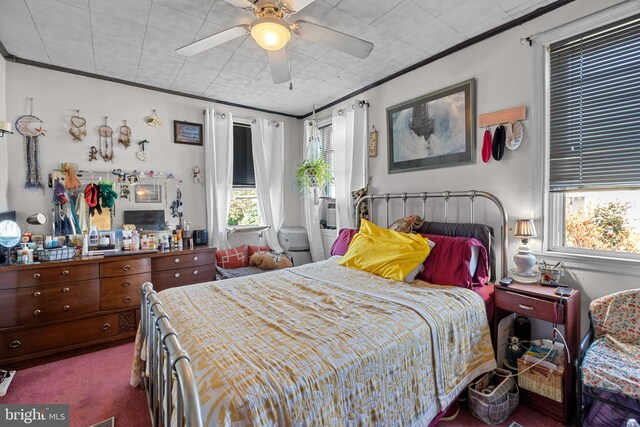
[468,369,519,425]
[517,357,564,402]
[35,247,76,261]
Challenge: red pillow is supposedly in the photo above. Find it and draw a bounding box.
[418,234,489,288]
[330,228,358,256]
[248,245,271,256]
[216,245,249,269]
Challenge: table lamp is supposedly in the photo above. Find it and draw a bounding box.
[514,219,537,275]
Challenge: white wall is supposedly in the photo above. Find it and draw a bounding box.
[0,54,7,212]
[317,0,636,334]
[4,63,302,237]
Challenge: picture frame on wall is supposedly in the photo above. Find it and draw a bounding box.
[387,79,476,173]
[174,120,203,146]
[134,184,162,203]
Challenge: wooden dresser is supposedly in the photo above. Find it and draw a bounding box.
[0,247,216,368]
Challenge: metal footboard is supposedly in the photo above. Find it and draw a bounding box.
[141,282,203,427]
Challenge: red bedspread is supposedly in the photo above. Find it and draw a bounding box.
[473,283,495,322]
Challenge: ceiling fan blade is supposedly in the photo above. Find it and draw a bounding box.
[280,0,317,13]
[175,25,249,56]
[268,48,291,84]
[294,21,373,59]
[223,0,255,9]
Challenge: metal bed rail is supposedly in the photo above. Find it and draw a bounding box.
[355,190,509,278]
[141,283,203,427]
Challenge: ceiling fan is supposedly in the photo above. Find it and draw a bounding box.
[175,0,374,84]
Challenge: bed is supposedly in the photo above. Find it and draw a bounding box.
[132,190,508,427]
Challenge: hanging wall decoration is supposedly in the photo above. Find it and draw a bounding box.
[145,110,163,127]
[98,117,114,162]
[69,110,87,143]
[192,166,202,184]
[15,98,46,190]
[88,146,98,162]
[136,139,150,161]
[118,120,132,149]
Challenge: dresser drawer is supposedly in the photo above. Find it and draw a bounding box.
[100,258,151,278]
[100,273,151,310]
[152,251,215,271]
[0,279,100,328]
[151,265,216,292]
[0,263,99,289]
[495,290,564,322]
[0,313,120,359]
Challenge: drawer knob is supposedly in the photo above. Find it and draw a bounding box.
[101,323,111,330]
[193,256,199,261]
[174,258,180,263]
[63,305,70,311]
[33,273,41,279]
[9,340,21,349]
[174,273,181,278]
[34,309,41,315]
[193,270,199,275]
[122,264,132,271]
[518,304,534,311]
[122,281,132,287]
[124,296,132,303]
[62,287,70,293]
[61,270,70,275]
[33,291,41,297]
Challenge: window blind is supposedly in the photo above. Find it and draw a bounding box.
[232,124,255,187]
[319,124,335,198]
[548,14,640,192]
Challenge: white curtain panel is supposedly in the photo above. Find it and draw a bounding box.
[303,119,326,262]
[251,118,285,253]
[204,108,233,250]
[333,101,368,230]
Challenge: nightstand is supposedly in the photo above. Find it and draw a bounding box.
[493,282,581,425]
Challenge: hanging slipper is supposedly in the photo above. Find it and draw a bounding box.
[492,125,505,161]
[506,121,523,150]
[482,128,492,163]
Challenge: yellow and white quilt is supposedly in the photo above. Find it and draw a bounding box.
[132,257,496,426]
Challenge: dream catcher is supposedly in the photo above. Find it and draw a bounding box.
[69,110,87,143]
[15,98,46,190]
[98,117,114,162]
[136,139,150,161]
[118,120,131,149]
[145,109,163,127]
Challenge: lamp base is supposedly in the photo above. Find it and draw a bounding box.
[514,244,536,276]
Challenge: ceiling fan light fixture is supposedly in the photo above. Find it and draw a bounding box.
[250,18,291,51]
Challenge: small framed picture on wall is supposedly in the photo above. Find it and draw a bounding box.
[174,121,203,146]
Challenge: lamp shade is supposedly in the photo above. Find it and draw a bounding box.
[0,121,13,135]
[514,219,537,238]
[250,18,291,51]
[26,213,48,225]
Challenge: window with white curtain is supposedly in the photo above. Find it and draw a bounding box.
[319,124,335,199]
[228,124,259,226]
[547,14,640,257]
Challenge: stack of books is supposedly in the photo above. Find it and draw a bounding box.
[521,345,564,371]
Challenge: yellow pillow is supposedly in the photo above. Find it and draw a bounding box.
[338,218,431,282]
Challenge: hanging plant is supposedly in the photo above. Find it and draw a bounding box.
[294,158,333,193]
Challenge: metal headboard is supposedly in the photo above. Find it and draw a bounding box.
[356,190,509,278]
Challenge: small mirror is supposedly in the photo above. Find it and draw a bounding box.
[0,220,21,248]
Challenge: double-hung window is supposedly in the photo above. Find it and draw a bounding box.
[228,124,259,226]
[319,123,335,199]
[546,14,640,258]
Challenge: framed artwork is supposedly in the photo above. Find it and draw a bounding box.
[368,128,378,157]
[387,79,476,173]
[174,120,203,146]
[135,184,162,203]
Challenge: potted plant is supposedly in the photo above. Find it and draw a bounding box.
[294,158,333,193]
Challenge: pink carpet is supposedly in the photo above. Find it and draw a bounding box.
[0,342,560,427]
[0,343,150,427]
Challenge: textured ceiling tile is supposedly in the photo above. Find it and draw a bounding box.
[137,50,185,83]
[234,37,268,58]
[398,18,463,53]
[244,78,278,95]
[46,43,96,73]
[455,9,511,38]
[292,0,335,24]
[1,35,50,63]
[213,68,251,91]
[504,0,554,17]
[36,21,94,53]
[196,20,247,52]
[147,2,202,38]
[26,0,90,30]
[186,46,234,70]
[438,0,506,35]
[135,71,176,89]
[143,26,195,57]
[410,0,464,16]
[202,82,240,99]
[0,0,30,16]
[55,0,89,8]
[336,0,404,25]
[154,0,215,19]
[424,30,466,55]
[319,7,368,36]
[0,8,38,39]
[93,36,142,70]
[291,37,331,59]
[205,0,253,27]
[353,25,393,53]
[372,0,434,37]
[287,73,323,91]
[89,0,151,26]
[287,52,315,76]
[95,65,137,82]
[371,38,427,69]
[221,52,267,78]
[171,74,212,94]
[92,13,146,48]
[178,60,221,83]
[298,59,342,80]
[317,48,361,68]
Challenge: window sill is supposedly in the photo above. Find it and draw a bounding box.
[534,250,640,276]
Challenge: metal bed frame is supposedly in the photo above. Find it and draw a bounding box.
[139,190,509,426]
